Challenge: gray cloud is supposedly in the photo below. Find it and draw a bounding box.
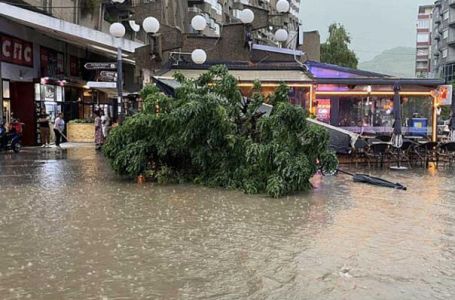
[301,0,434,62]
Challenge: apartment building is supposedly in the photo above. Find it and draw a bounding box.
[431,0,455,82]
[187,0,301,47]
[416,5,433,78]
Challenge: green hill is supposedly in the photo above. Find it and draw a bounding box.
[358,47,416,77]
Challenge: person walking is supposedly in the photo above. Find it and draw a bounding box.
[38,113,50,147]
[53,113,65,149]
[101,110,111,140]
[94,111,103,150]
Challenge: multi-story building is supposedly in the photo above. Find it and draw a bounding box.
[186,0,301,47]
[430,0,455,82]
[1,0,309,145]
[416,5,433,78]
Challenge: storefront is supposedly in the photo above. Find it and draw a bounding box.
[157,66,313,109]
[307,61,445,139]
[0,3,143,145]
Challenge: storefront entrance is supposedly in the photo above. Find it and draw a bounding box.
[10,81,35,146]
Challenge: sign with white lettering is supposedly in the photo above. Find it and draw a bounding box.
[87,81,117,89]
[98,71,117,82]
[84,62,117,70]
[0,34,33,67]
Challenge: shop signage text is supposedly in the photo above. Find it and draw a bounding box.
[84,62,117,70]
[87,81,117,89]
[0,34,33,67]
[98,71,117,82]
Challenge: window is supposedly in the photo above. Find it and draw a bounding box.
[444,29,449,39]
[417,19,430,29]
[417,33,429,43]
[2,80,10,99]
[417,49,429,56]
[416,62,428,69]
[443,48,448,58]
[443,10,449,20]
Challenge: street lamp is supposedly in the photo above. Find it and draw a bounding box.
[240,9,255,24]
[109,22,126,120]
[274,28,289,42]
[276,0,290,13]
[191,49,207,65]
[191,15,207,32]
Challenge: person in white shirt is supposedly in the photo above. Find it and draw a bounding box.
[53,113,65,149]
[101,111,111,139]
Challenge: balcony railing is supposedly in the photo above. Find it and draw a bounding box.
[448,31,455,45]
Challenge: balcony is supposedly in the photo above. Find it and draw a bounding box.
[188,0,204,5]
[448,31,455,45]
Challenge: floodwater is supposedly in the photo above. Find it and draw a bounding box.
[1,145,455,300]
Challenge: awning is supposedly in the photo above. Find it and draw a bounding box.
[153,77,182,97]
[0,2,144,57]
[160,69,312,82]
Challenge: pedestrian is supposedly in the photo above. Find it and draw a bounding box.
[94,111,103,150]
[9,118,24,135]
[53,113,65,149]
[38,113,50,147]
[101,110,111,139]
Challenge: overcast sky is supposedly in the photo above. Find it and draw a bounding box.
[301,0,435,62]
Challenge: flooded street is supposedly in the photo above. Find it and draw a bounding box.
[1,145,455,299]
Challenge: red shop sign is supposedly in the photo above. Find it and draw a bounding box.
[0,34,33,67]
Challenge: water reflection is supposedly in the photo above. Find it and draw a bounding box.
[1,147,455,299]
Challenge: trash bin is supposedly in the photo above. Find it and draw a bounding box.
[409,118,428,137]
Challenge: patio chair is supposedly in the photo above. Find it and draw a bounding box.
[366,142,390,168]
[352,138,369,167]
[390,139,414,168]
[439,142,455,167]
[413,141,440,167]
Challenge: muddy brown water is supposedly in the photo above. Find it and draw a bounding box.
[1,145,454,299]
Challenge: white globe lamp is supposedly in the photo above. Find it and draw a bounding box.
[191,15,207,31]
[191,49,207,65]
[142,17,160,34]
[112,0,126,3]
[274,29,289,42]
[240,9,255,24]
[109,22,126,38]
[276,0,290,13]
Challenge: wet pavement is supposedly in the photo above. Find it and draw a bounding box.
[1,144,455,299]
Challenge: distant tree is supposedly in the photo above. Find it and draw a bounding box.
[321,23,359,69]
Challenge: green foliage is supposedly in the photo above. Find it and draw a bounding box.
[321,23,358,69]
[104,66,337,197]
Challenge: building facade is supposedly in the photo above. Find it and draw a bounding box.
[430,0,455,82]
[416,4,433,78]
[0,1,143,145]
[1,1,309,145]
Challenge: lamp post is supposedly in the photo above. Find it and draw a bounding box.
[109,21,126,121]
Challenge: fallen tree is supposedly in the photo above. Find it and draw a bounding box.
[103,66,337,197]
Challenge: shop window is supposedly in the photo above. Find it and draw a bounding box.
[2,80,10,98]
